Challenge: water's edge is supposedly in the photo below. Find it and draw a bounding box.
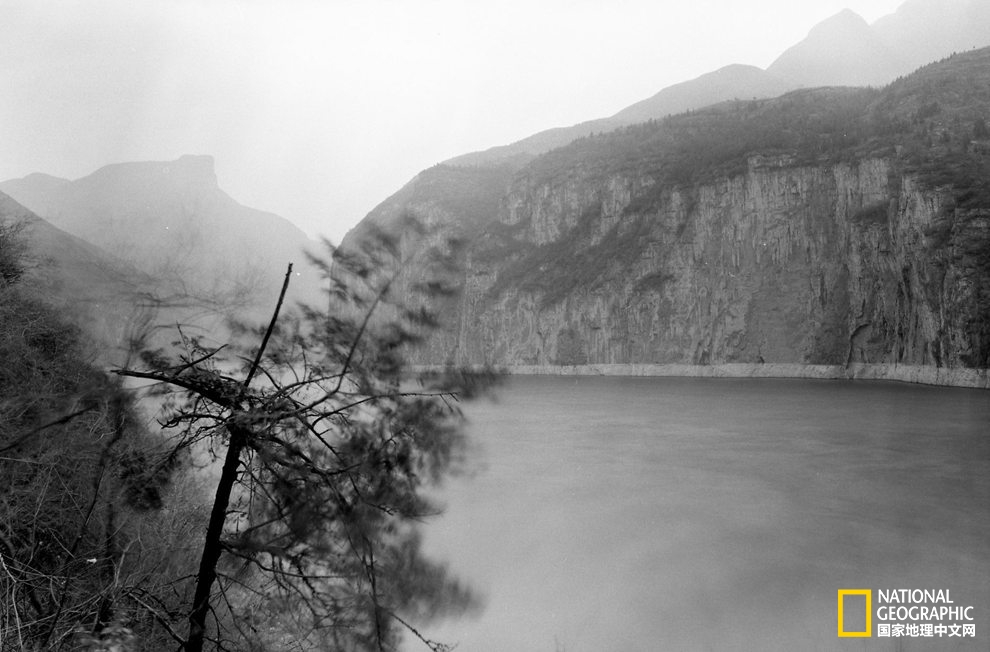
[416,363,990,388]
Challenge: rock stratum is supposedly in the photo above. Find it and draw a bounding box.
[347,49,990,387]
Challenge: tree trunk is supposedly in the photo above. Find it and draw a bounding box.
[185,264,293,651]
[184,424,249,652]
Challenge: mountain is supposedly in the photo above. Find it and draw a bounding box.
[445,0,990,169]
[346,48,990,386]
[611,64,794,124]
[1,155,325,321]
[0,190,176,359]
[873,0,990,72]
[447,65,796,169]
[769,0,990,88]
[766,9,903,87]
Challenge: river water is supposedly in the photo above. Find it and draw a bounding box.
[409,376,989,651]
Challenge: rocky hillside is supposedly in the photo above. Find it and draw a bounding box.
[347,48,990,383]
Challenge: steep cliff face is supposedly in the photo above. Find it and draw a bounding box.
[420,156,989,372]
[347,49,990,380]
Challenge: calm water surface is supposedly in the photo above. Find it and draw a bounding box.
[410,377,990,651]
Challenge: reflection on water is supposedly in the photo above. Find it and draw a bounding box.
[410,377,990,651]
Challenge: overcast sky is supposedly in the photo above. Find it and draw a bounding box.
[1,0,908,243]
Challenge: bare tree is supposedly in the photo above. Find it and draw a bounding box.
[115,220,493,651]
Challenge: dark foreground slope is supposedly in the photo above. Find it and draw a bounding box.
[346,48,990,386]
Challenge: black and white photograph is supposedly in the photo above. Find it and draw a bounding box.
[1,1,988,650]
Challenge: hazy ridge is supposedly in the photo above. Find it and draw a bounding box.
[443,0,990,169]
[1,155,327,328]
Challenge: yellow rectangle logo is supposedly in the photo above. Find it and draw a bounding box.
[838,589,872,637]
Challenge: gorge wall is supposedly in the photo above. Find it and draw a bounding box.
[344,49,990,387]
[414,157,988,383]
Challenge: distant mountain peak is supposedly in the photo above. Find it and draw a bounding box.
[768,8,900,87]
[794,8,874,48]
[759,9,874,66]
[21,171,69,184]
[820,7,868,26]
[173,153,216,175]
[0,155,325,317]
[165,154,219,189]
[872,0,990,71]
[83,155,220,193]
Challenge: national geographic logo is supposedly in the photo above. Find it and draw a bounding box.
[837,589,977,639]
[837,589,871,637]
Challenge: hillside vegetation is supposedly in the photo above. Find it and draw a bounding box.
[0,214,194,650]
[524,48,990,204]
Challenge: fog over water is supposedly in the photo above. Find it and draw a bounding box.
[410,377,989,651]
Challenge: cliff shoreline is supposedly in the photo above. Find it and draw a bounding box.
[419,363,990,389]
